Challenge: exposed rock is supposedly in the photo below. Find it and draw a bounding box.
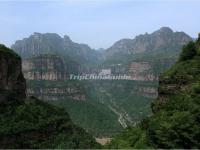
[105,27,192,57]
[128,61,158,81]
[27,87,86,101]
[135,87,158,98]
[22,54,66,80]
[21,54,89,101]
[11,32,102,65]
[0,45,26,104]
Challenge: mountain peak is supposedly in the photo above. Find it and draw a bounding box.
[159,27,173,33]
[64,35,72,43]
[32,32,42,40]
[33,32,42,35]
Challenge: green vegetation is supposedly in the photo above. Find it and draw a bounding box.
[106,38,200,149]
[0,44,20,59]
[50,99,122,137]
[51,80,155,136]
[103,46,180,66]
[27,79,154,136]
[102,47,178,81]
[179,41,196,61]
[0,97,100,149]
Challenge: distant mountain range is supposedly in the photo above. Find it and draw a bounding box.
[11,27,192,65]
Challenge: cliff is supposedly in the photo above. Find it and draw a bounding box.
[0,45,99,149]
[0,44,26,104]
[26,80,86,101]
[11,32,101,66]
[21,54,86,101]
[128,61,158,81]
[22,54,66,80]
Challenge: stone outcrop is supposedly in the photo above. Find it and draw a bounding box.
[0,45,26,104]
[128,61,158,81]
[21,54,87,101]
[27,87,86,101]
[22,54,65,80]
[134,87,158,98]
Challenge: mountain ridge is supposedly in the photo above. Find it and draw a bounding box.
[105,27,192,58]
[11,32,101,67]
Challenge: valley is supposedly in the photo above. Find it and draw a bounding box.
[0,0,199,148]
[11,27,192,136]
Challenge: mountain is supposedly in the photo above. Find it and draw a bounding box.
[105,27,192,58]
[0,44,100,149]
[11,32,102,68]
[106,35,200,149]
[9,27,193,137]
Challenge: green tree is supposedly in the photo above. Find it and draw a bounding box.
[179,41,196,61]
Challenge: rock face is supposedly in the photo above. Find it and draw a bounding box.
[22,54,65,80]
[106,27,192,57]
[27,85,86,101]
[133,87,158,98]
[128,61,158,81]
[0,45,26,104]
[21,54,86,101]
[11,32,101,65]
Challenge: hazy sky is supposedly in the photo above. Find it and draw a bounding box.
[0,0,199,49]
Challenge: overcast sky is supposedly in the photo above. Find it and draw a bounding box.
[0,0,199,49]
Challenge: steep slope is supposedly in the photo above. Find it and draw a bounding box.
[11,32,101,69]
[0,44,99,149]
[103,27,192,78]
[107,35,200,149]
[22,54,66,81]
[0,45,26,104]
[102,28,192,100]
[105,27,192,58]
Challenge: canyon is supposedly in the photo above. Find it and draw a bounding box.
[11,27,192,136]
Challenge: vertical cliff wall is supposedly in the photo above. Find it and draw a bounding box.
[0,44,26,104]
[22,54,65,80]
